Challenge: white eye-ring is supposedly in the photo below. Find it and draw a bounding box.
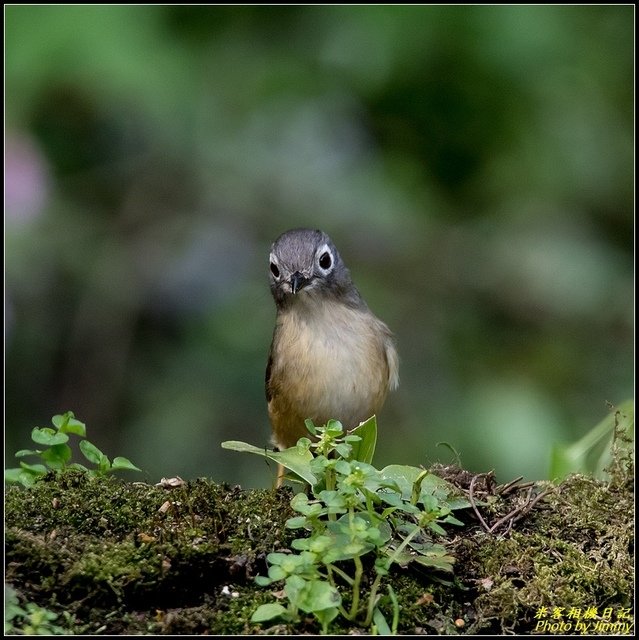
[316,245,333,273]
[269,254,281,279]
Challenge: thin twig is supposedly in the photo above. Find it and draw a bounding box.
[488,487,550,534]
[497,476,537,496]
[469,474,492,533]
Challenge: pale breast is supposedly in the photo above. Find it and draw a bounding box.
[268,298,396,444]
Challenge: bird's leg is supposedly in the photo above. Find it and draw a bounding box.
[275,463,286,488]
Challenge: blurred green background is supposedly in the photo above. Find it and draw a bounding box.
[5,5,634,487]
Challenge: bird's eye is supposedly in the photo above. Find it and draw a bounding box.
[270,262,280,278]
[319,251,332,270]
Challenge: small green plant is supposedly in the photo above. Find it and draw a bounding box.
[549,399,634,482]
[4,411,141,488]
[4,585,71,635]
[223,417,467,634]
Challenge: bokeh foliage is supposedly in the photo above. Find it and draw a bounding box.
[5,5,634,487]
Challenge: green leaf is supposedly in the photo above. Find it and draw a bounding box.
[41,444,73,469]
[317,490,347,512]
[79,440,109,468]
[52,412,87,437]
[4,468,29,485]
[384,546,413,568]
[442,514,465,527]
[290,492,324,518]
[334,443,353,458]
[373,607,393,635]
[251,603,288,623]
[51,413,70,429]
[323,539,373,563]
[221,440,317,485]
[110,457,142,472]
[14,449,42,458]
[285,516,309,529]
[31,427,68,446]
[283,574,306,605]
[67,463,89,472]
[267,566,287,581]
[5,462,47,487]
[314,605,339,634]
[266,552,292,566]
[347,415,377,464]
[410,469,431,505]
[333,459,353,476]
[304,418,317,436]
[323,419,345,437]
[412,545,456,572]
[427,522,447,536]
[307,535,334,555]
[380,464,469,508]
[297,580,341,614]
[20,461,48,474]
[60,417,87,437]
[413,554,455,572]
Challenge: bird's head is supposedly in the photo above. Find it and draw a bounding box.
[268,228,360,309]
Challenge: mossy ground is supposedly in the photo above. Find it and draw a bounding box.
[5,460,634,635]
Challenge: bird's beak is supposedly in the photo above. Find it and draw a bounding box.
[290,271,309,295]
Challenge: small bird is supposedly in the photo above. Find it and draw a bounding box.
[265,228,399,483]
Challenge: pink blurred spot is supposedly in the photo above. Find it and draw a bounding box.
[5,132,51,224]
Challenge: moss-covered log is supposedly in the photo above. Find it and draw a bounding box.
[4,462,633,635]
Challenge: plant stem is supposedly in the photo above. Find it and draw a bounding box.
[364,525,423,627]
[388,584,399,634]
[364,571,384,626]
[328,564,354,587]
[326,466,337,521]
[387,523,421,566]
[325,568,350,619]
[349,554,363,620]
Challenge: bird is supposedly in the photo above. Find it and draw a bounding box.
[265,228,399,484]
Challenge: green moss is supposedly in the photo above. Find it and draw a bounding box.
[5,464,633,635]
[456,472,634,634]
